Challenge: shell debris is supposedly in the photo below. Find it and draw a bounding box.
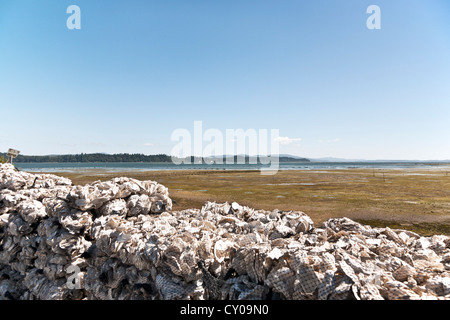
[0,163,449,300]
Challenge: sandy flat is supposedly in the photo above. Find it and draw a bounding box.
[46,168,450,236]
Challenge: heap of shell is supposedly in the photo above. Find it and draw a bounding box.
[0,163,449,300]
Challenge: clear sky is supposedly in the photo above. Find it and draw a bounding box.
[1,0,449,160]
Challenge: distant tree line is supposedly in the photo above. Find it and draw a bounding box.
[0,153,310,163]
[0,153,173,163]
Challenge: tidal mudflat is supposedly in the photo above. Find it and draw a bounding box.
[52,168,450,236]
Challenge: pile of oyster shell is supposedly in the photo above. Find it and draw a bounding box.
[0,163,449,300]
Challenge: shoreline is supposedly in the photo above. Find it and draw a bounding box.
[14,161,450,175]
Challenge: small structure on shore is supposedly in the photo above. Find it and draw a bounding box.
[6,148,20,164]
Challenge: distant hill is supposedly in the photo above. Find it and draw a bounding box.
[279,155,310,162]
[278,156,310,162]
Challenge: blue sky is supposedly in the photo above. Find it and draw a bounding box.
[1,0,449,159]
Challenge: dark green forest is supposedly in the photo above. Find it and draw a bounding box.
[0,153,173,163]
[0,152,310,163]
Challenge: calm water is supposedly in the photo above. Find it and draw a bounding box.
[14,161,450,173]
